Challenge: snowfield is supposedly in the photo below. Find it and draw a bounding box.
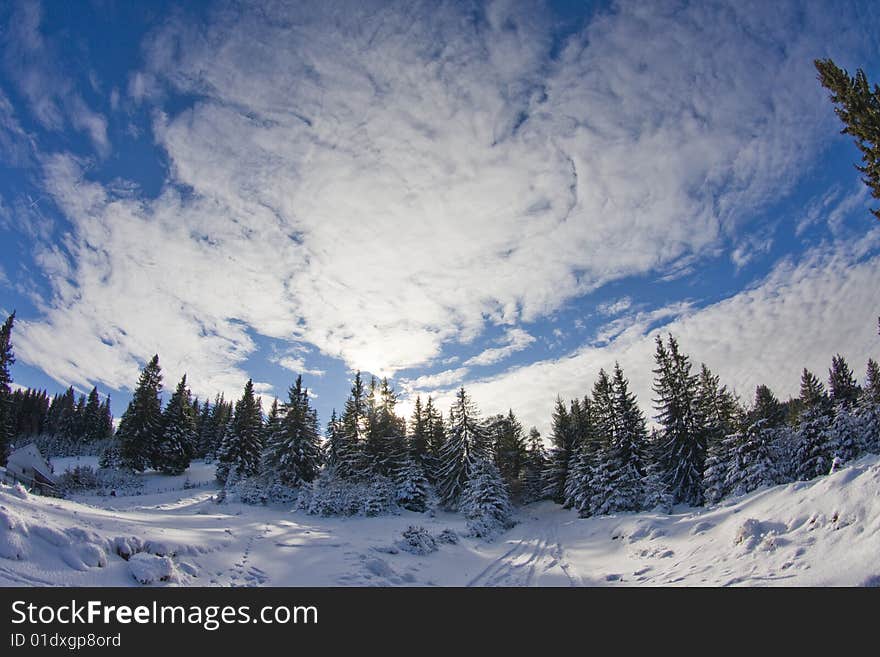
[1,455,879,587]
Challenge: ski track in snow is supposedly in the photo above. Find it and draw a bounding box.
[2,455,880,587]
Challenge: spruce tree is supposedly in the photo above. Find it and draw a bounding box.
[460,457,513,538]
[216,379,264,484]
[263,376,323,487]
[437,387,490,509]
[724,419,779,497]
[394,457,431,512]
[793,369,833,480]
[156,374,197,475]
[338,372,368,478]
[424,396,446,483]
[593,363,646,514]
[521,427,547,504]
[642,429,674,513]
[751,384,786,427]
[409,396,428,465]
[815,59,880,219]
[856,359,880,454]
[542,397,574,504]
[652,335,705,506]
[82,387,103,443]
[828,354,860,408]
[117,355,163,472]
[490,409,527,500]
[0,312,15,466]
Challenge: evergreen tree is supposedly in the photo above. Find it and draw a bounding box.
[156,374,197,475]
[0,311,14,465]
[82,387,103,443]
[216,379,264,484]
[424,396,446,483]
[263,376,323,487]
[99,395,114,440]
[117,355,163,472]
[828,354,860,408]
[324,408,344,468]
[865,358,880,405]
[521,427,546,504]
[194,399,214,458]
[409,396,428,465]
[750,384,786,427]
[436,387,490,509]
[338,372,368,478]
[815,59,880,220]
[460,457,513,537]
[394,457,431,512]
[724,419,779,497]
[652,335,705,506]
[642,429,674,513]
[793,369,833,480]
[543,397,574,504]
[490,409,527,500]
[857,359,880,454]
[592,363,646,514]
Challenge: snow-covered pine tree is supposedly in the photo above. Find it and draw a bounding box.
[424,396,446,484]
[82,387,103,443]
[460,457,513,538]
[563,396,597,514]
[857,358,880,453]
[593,363,646,514]
[216,379,264,484]
[542,397,575,504]
[490,409,527,500]
[370,377,407,476]
[155,374,196,475]
[337,372,368,479]
[642,429,674,512]
[262,375,323,487]
[724,419,779,497]
[409,396,428,466]
[826,406,861,466]
[829,354,860,408]
[702,433,731,505]
[521,427,546,504]
[0,311,15,466]
[793,369,833,480]
[117,355,163,472]
[394,457,431,512]
[652,335,705,506]
[437,387,490,509]
[324,408,344,468]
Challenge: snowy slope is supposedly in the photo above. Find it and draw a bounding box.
[1,455,879,587]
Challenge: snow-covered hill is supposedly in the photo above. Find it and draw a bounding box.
[1,455,879,586]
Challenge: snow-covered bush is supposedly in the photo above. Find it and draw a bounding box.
[56,466,143,496]
[227,477,299,506]
[298,469,397,517]
[396,526,437,555]
[434,528,459,545]
[460,459,514,540]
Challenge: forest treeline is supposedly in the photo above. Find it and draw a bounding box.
[2,309,878,537]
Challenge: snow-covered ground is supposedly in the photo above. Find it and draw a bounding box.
[2,455,879,587]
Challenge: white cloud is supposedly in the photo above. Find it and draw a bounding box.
[464,328,535,367]
[273,355,325,377]
[403,367,470,391]
[597,297,633,317]
[12,1,878,405]
[411,231,880,436]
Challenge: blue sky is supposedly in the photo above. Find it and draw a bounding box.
[1,0,879,435]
